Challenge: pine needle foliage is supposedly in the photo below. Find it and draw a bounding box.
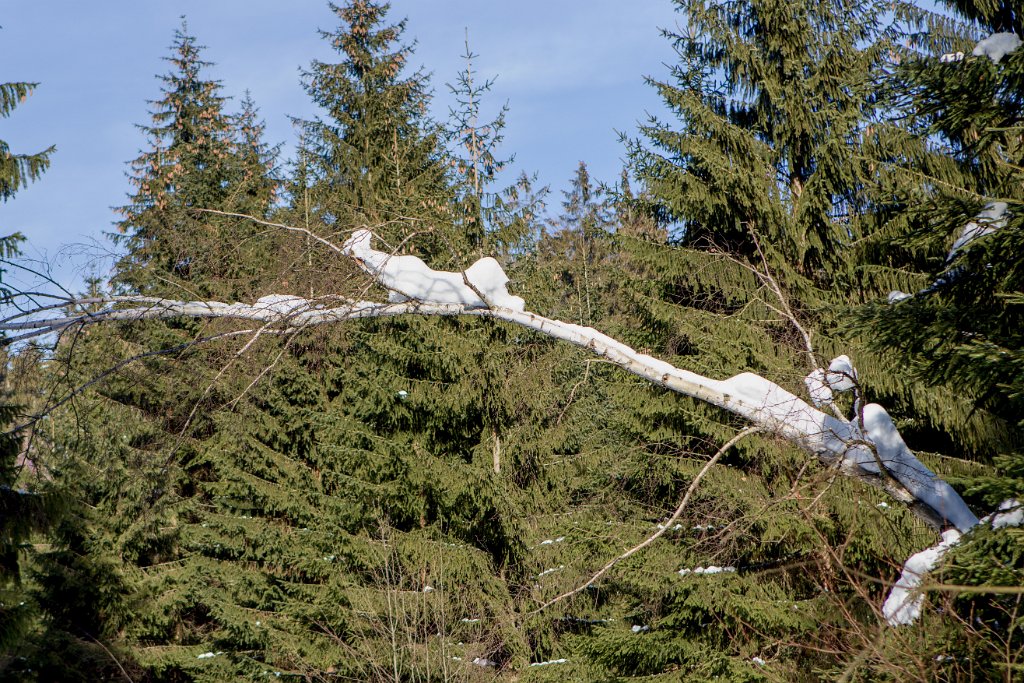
[0,74,60,676]
[856,2,1024,447]
[0,79,54,204]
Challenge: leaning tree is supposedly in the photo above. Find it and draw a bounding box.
[3,222,1014,612]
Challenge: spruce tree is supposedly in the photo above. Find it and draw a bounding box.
[539,162,614,327]
[857,2,1023,454]
[115,20,277,300]
[297,0,456,257]
[445,35,513,252]
[25,21,281,681]
[854,2,1024,675]
[0,73,59,677]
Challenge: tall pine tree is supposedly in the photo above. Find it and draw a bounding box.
[115,20,277,300]
[28,20,281,681]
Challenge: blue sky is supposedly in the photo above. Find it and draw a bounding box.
[1,1,681,290]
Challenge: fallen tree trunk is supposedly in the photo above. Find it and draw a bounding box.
[0,230,979,533]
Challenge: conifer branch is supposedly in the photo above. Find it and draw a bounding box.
[530,426,760,613]
[192,208,347,255]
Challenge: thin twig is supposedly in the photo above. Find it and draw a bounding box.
[83,632,135,683]
[193,208,347,255]
[531,426,760,613]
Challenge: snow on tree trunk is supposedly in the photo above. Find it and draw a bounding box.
[3,229,991,629]
[884,500,1022,626]
[2,230,979,532]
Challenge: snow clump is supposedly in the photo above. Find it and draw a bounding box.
[679,565,736,576]
[343,229,525,310]
[949,202,1008,262]
[529,658,569,667]
[803,355,857,407]
[254,294,310,314]
[884,499,1023,626]
[883,529,962,625]
[991,499,1023,529]
[972,32,1022,63]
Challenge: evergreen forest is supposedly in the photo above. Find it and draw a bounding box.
[2,1,1024,681]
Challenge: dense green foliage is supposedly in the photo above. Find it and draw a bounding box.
[9,21,283,681]
[0,69,60,677]
[853,0,1024,677]
[3,0,1024,681]
[557,1,940,678]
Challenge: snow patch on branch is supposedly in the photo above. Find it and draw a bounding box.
[253,294,314,314]
[679,565,736,576]
[803,369,833,407]
[803,355,857,407]
[535,565,565,579]
[713,371,976,531]
[948,202,1008,262]
[972,32,1022,63]
[861,403,977,530]
[827,355,856,391]
[887,203,1010,306]
[884,499,1022,625]
[883,529,962,625]
[534,536,566,547]
[342,229,525,310]
[529,658,569,667]
[991,499,1023,529]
